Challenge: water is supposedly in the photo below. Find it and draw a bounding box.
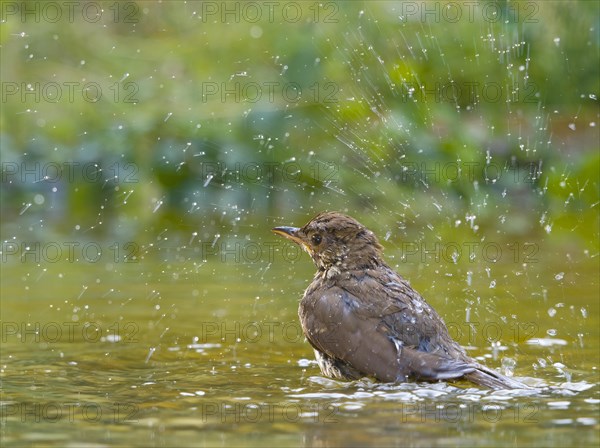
[2,1,598,445]
[1,239,598,447]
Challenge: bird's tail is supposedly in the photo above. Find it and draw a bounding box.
[464,363,528,389]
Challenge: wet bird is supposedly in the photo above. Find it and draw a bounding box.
[272,211,526,389]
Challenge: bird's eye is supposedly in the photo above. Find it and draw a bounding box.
[311,234,322,245]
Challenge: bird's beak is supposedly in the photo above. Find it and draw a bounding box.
[272,226,313,256]
[272,226,302,244]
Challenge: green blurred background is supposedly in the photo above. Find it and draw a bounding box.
[1,0,598,250]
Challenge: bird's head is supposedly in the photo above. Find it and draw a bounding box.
[272,211,384,273]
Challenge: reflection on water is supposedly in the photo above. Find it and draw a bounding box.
[1,243,598,447]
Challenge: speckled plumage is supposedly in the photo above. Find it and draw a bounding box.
[273,211,526,389]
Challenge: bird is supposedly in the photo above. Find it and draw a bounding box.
[272,211,527,389]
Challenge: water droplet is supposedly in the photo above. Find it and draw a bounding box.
[250,26,262,38]
[537,358,547,368]
[501,357,516,376]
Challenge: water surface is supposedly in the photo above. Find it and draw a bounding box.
[1,239,598,447]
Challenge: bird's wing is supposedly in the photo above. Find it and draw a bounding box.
[354,273,469,359]
[300,286,474,382]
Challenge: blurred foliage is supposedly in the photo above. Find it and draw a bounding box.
[1,1,598,247]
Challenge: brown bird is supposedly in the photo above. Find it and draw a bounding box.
[272,211,527,389]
